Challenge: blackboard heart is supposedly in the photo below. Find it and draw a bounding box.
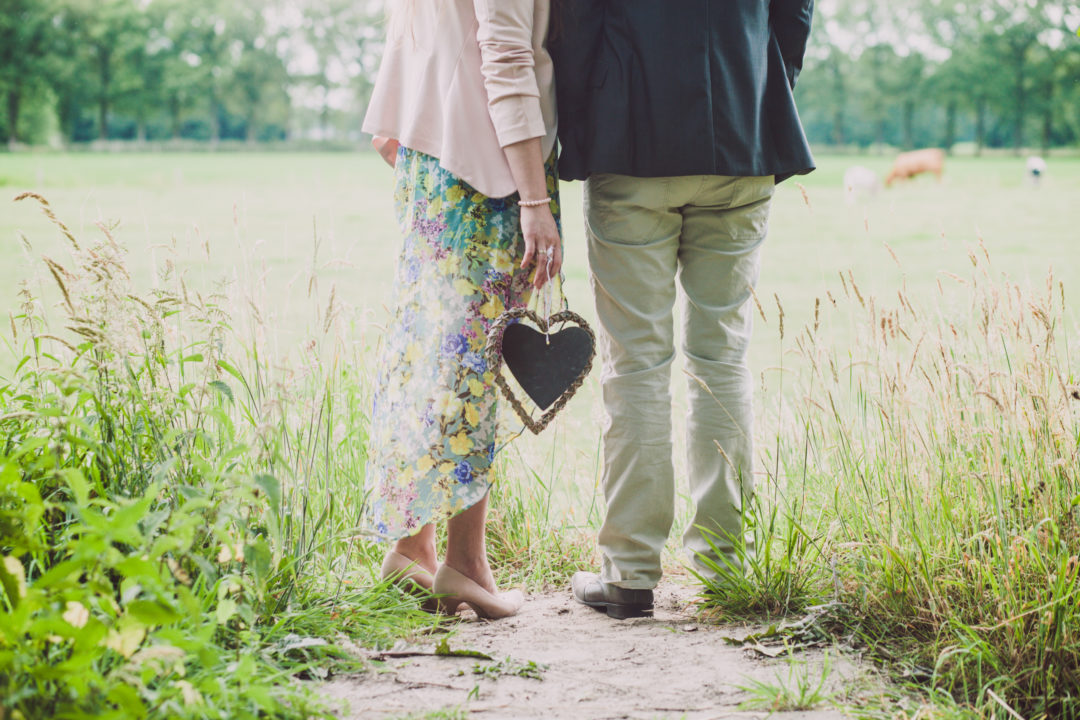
[502,323,594,410]
[484,308,596,434]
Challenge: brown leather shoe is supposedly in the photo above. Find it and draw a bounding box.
[571,571,654,620]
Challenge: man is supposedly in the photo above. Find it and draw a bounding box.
[550,0,816,619]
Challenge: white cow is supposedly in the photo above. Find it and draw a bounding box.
[843,165,880,204]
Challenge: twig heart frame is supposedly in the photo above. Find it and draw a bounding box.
[484,307,596,435]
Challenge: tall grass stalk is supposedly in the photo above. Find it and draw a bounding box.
[0,194,443,718]
[703,241,1080,716]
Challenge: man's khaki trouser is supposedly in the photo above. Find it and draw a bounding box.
[584,173,775,590]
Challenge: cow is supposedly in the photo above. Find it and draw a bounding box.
[1026,156,1047,186]
[884,148,945,187]
[843,165,880,204]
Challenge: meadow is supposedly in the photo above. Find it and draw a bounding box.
[1,151,1079,718]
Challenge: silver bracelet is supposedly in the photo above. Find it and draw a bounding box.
[517,197,550,208]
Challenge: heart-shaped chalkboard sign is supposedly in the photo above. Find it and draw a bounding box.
[485,308,596,434]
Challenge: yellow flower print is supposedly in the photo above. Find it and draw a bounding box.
[427,196,443,216]
[468,378,485,397]
[439,461,456,474]
[446,184,466,204]
[404,342,421,364]
[454,278,474,297]
[449,432,473,455]
[464,402,480,427]
[491,249,514,273]
[479,297,503,320]
[417,455,435,473]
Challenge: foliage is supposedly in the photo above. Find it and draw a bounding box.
[796,0,1080,152]
[701,241,1080,716]
[2,0,1080,150]
[0,193,435,718]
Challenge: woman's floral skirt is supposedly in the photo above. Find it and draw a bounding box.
[365,147,560,539]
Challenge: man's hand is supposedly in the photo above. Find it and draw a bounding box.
[372,136,400,167]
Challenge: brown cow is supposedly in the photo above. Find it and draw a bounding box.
[884,148,945,187]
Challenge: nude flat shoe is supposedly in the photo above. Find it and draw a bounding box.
[431,565,524,620]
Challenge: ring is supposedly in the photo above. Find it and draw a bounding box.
[544,247,554,258]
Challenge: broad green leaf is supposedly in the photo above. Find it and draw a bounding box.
[0,556,26,609]
[246,537,272,595]
[208,380,234,403]
[127,599,182,626]
[61,468,90,506]
[216,598,237,624]
[254,474,281,518]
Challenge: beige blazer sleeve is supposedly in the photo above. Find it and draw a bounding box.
[473,0,547,147]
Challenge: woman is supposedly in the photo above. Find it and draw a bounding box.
[361,0,561,619]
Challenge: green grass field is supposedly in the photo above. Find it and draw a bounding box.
[3,151,1078,352]
[3,151,1080,717]
[3,151,1077,502]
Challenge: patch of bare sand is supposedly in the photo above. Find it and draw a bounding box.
[323,581,871,719]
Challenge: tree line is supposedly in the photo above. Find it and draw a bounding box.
[796,0,1080,153]
[0,0,384,148]
[2,0,1079,152]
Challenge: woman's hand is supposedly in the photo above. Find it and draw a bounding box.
[372,136,400,167]
[519,204,562,290]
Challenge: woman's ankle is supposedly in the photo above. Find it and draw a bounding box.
[393,541,437,575]
[443,555,496,594]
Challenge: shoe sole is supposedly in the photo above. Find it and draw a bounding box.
[574,596,654,620]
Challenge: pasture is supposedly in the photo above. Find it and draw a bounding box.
[3,151,1078,348]
[2,152,1077,484]
[3,151,1080,717]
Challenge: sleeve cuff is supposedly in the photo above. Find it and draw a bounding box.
[489,94,547,147]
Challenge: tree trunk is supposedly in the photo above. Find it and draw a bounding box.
[1042,108,1052,154]
[830,57,845,146]
[943,100,957,154]
[98,47,112,141]
[169,94,182,140]
[209,90,221,145]
[902,100,915,150]
[6,83,20,148]
[245,109,257,144]
[975,99,986,157]
[1013,50,1026,156]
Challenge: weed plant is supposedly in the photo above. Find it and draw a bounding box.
[0,194,442,718]
[701,243,1080,716]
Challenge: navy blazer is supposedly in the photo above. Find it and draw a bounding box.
[550,0,816,183]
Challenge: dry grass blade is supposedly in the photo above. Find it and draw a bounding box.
[14,191,81,250]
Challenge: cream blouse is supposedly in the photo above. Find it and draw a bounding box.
[362,0,556,199]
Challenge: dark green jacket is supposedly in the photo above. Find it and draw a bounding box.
[550,0,815,183]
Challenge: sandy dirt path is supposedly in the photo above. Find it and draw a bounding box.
[324,580,865,719]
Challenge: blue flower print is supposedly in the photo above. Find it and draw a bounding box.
[454,461,474,484]
[462,351,486,373]
[486,443,496,463]
[442,333,468,356]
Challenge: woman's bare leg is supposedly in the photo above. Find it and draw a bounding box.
[393,523,437,575]
[445,495,496,594]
